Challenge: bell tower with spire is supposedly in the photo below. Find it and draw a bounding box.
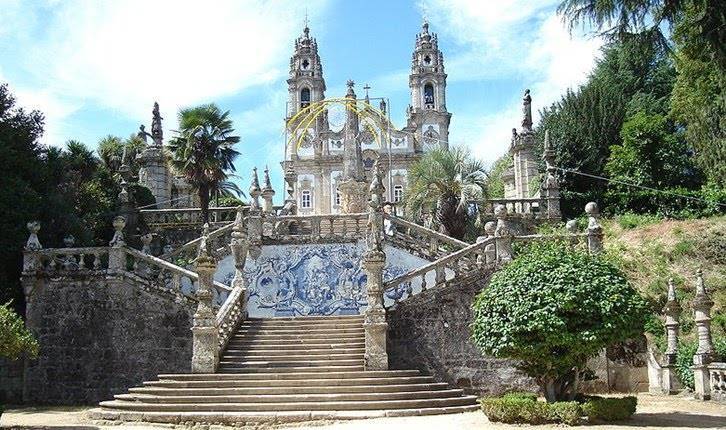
[287,24,326,118]
[407,20,451,151]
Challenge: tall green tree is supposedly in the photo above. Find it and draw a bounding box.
[557,0,725,69]
[167,104,240,223]
[404,146,487,239]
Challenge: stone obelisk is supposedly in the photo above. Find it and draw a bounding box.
[337,80,369,213]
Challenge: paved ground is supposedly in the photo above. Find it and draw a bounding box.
[1,394,724,429]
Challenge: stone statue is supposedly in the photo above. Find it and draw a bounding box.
[151,102,163,146]
[521,89,532,132]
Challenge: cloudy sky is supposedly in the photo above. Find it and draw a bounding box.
[0,0,602,198]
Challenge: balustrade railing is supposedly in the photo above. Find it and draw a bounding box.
[162,222,235,262]
[710,363,726,401]
[383,237,494,307]
[216,285,246,353]
[27,247,110,272]
[140,206,239,229]
[478,198,541,218]
[265,213,368,244]
[384,214,469,261]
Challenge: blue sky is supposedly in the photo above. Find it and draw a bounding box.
[0,0,602,199]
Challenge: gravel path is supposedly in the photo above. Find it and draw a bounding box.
[1,394,724,429]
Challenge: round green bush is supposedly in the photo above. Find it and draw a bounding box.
[471,241,649,402]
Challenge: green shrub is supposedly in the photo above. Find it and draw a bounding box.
[547,401,583,425]
[675,337,726,389]
[480,397,582,425]
[471,241,649,401]
[0,301,39,360]
[582,396,637,422]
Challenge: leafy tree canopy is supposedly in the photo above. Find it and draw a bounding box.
[471,241,648,402]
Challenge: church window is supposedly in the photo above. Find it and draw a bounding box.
[424,83,434,108]
[424,54,432,65]
[335,189,341,206]
[301,190,312,208]
[301,58,310,70]
[393,185,404,203]
[300,88,311,108]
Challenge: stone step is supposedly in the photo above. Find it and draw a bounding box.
[220,352,364,362]
[218,359,363,368]
[89,404,481,424]
[144,375,435,388]
[232,327,365,336]
[156,370,421,381]
[99,395,479,412]
[230,331,364,341]
[130,382,450,396]
[115,389,465,404]
[222,347,365,357]
[224,340,364,349]
[246,315,363,322]
[217,365,365,374]
[238,321,363,330]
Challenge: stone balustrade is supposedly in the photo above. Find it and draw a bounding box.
[480,197,542,218]
[265,213,368,244]
[140,206,241,229]
[24,247,110,272]
[710,363,726,402]
[384,214,470,261]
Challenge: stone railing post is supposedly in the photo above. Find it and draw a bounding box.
[247,168,263,259]
[363,161,388,370]
[494,205,513,263]
[692,270,714,400]
[261,166,276,214]
[586,202,603,254]
[230,205,249,305]
[661,278,682,394]
[192,224,219,373]
[108,216,126,271]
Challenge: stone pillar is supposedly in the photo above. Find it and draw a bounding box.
[692,270,714,400]
[230,205,249,308]
[261,166,276,214]
[494,205,513,263]
[363,161,388,370]
[661,278,682,394]
[586,202,603,254]
[541,130,561,221]
[192,224,219,373]
[338,80,369,214]
[108,216,126,271]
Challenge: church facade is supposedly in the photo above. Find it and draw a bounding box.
[281,22,452,215]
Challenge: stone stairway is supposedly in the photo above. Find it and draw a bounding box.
[92,315,478,425]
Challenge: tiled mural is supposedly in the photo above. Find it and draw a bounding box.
[215,242,428,317]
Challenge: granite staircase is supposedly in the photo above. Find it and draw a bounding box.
[92,315,478,425]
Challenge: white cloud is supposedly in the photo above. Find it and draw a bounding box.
[420,0,603,164]
[1,0,329,145]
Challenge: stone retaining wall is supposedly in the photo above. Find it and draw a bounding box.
[16,273,195,405]
[386,274,538,396]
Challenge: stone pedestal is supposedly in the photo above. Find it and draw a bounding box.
[191,252,219,373]
[362,250,388,370]
[338,178,369,214]
[137,145,170,208]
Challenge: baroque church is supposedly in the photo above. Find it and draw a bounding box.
[281,21,451,214]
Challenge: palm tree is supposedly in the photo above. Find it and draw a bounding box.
[167,104,240,223]
[404,146,488,240]
[97,134,146,176]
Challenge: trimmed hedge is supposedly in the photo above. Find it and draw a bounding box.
[582,396,637,422]
[481,394,638,425]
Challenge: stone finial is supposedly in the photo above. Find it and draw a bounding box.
[109,216,126,247]
[692,269,714,400]
[262,166,274,193]
[118,179,130,203]
[692,270,714,357]
[565,219,578,234]
[25,221,42,251]
[249,167,261,211]
[63,235,75,248]
[521,89,533,132]
[586,202,603,254]
[261,166,276,213]
[140,233,153,254]
[484,221,496,236]
[662,278,682,358]
[346,79,355,98]
[230,206,249,289]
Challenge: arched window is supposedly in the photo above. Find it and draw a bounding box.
[423,83,434,108]
[300,88,311,109]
